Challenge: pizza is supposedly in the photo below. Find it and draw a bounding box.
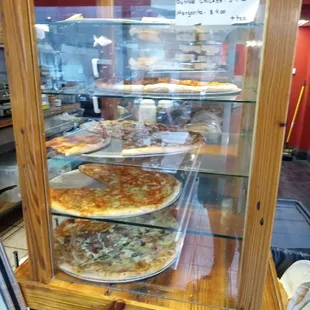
[54,217,180,282]
[46,135,111,156]
[95,78,240,94]
[86,120,203,156]
[50,164,181,218]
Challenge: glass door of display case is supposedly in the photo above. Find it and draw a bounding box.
[36,8,258,307]
[1,0,301,309]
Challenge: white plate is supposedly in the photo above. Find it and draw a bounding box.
[280,260,310,299]
[58,255,178,284]
[50,169,181,219]
[59,129,201,159]
[82,137,201,159]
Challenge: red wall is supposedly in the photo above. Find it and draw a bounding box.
[34,0,151,19]
[35,0,96,5]
[34,0,150,6]
[286,28,310,151]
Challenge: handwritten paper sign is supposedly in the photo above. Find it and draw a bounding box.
[176,0,260,25]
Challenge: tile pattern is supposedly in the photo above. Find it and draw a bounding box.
[278,160,310,209]
[0,208,27,268]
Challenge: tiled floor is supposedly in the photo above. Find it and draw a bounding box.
[278,160,310,209]
[0,159,309,270]
[0,208,27,269]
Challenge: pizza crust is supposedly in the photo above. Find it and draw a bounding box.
[143,83,198,93]
[121,144,201,156]
[95,79,240,94]
[200,84,240,93]
[46,135,111,156]
[64,137,111,156]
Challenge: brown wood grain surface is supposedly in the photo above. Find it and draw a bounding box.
[0,117,12,129]
[1,0,53,282]
[0,4,3,45]
[238,0,302,309]
[263,256,287,310]
[0,200,18,214]
[15,252,283,310]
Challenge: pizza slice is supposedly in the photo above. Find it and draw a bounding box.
[85,120,203,156]
[46,135,111,156]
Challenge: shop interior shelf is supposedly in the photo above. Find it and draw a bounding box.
[42,88,257,104]
[51,170,243,307]
[51,169,246,241]
[42,19,265,27]
[53,230,241,308]
[47,133,252,178]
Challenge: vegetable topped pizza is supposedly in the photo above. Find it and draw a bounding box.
[86,120,204,156]
[55,217,180,282]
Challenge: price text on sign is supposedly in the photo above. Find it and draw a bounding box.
[176,0,260,25]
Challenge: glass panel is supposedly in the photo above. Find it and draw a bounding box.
[33,1,266,308]
[0,15,27,272]
[54,216,241,309]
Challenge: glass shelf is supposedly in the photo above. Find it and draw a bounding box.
[52,170,246,241]
[52,170,243,307]
[48,133,252,178]
[43,19,264,27]
[42,88,256,104]
[54,231,240,308]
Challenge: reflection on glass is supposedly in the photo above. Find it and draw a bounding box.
[32,1,265,308]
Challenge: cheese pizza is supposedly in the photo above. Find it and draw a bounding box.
[50,164,181,218]
[46,135,111,156]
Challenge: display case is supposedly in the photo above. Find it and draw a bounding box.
[1,0,301,309]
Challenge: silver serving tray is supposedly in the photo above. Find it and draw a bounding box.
[94,88,242,100]
[58,254,179,284]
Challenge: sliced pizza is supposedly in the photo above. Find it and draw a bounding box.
[50,164,181,218]
[86,120,203,156]
[46,135,111,156]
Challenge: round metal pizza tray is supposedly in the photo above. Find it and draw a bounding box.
[93,88,242,100]
[58,254,178,284]
[81,139,201,159]
[61,129,201,159]
[50,169,182,219]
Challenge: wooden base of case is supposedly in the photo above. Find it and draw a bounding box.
[15,255,286,310]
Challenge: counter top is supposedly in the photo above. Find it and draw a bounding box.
[0,103,81,129]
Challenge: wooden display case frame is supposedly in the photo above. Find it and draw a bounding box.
[1,0,301,309]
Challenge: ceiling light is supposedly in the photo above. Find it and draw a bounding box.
[298,20,309,27]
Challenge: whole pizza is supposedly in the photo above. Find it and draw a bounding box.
[86,120,204,156]
[46,135,111,156]
[55,217,180,282]
[50,164,181,218]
